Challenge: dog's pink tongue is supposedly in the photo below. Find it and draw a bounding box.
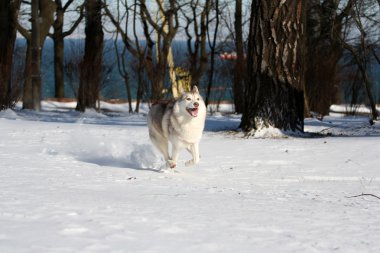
[187,108,199,117]
[190,108,198,117]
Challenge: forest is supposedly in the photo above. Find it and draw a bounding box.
[1,0,380,134]
[1,1,380,252]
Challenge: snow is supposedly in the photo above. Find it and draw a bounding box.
[1,102,380,253]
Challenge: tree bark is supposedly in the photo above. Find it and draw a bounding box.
[241,0,306,134]
[205,0,219,108]
[304,0,352,117]
[52,0,83,99]
[76,0,104,112]
[31,0,42,111]
[0,0,21,110]
[233,0,244,113]
[53,0,65,98]
[23,43,33,109]
[21,0,56,110]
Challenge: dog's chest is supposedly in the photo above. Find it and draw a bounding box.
[168,117,204,143]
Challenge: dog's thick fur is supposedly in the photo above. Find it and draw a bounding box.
[148,86,206,169]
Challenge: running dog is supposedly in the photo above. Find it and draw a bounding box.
[148,86,206,169]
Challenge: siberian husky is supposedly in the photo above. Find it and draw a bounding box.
[148,86,206,169]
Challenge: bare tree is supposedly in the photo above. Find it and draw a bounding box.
[63,40,83,98]
[241,1,306,134]
[50,0,84,99]
[31,0,42,111]
[76,0,103,112]
[111,0,134,113]
[182,0,211,88]
[140,0,180,100]
[105,0,180,102]
[340,0,379,120]
[232,0,244,113]
[0,0,21,110]
[17,0,56,110]
[304,0,354,117]
[205,0,220,108]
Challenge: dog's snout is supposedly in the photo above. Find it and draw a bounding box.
[193,102,199,107]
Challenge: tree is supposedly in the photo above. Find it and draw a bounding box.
[0,0,21,110]
[17,0,56,110]
[76,0,103,112]
[140,0,179,100]
[240,0,306,135]
[105,0,179,102]
[203,0,220,109]
[51,0,84,99]
[182,0,211,88]
[31,0,42,111]
[304,0,354,117]
[232,0,244,113]
[340,0,379,120]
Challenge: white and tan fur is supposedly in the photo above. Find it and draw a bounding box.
[148,86,206,169]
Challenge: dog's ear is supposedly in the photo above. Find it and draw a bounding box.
[192,85,199,94]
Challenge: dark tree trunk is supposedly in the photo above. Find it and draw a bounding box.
[123,76,133,113]
[233,0,244,113]
[205,0,219,108]
[53,0,65,98]
[23,43,33,109]
[139,0,179,101]
[20,0,56,110]
[304,0,352,117]
[52,0,83,99]
[0,0,20,110]
[241,0,305,134]
[135,62,144,113]
[31,0,42,111]
[76,0,103,112]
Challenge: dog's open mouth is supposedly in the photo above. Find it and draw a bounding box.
[186,107,199,117]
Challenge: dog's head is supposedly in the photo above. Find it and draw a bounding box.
[175,86,206,118]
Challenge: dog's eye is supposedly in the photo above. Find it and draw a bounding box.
[186,98,191,101]
[196,98,200,101]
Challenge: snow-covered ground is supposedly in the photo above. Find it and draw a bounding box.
[1,102,380,253]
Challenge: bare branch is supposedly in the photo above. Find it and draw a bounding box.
[62,4,84,37]
[345,193,380,200]
[16,22,31,41]
[62,0,74,11]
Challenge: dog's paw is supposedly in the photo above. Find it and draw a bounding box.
[167,160,177,169]
[185,160,195,167]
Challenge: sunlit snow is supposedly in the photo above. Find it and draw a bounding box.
[1,102,379,253]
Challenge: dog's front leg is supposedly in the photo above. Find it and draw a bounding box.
[167,143,181,169]
[185,143,200,167]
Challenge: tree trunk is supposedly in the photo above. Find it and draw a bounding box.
[21,0,56,110]
[53,0,65,98]
[345,43,379,120]
[185,0,210,88]
[31,0,42,111]
[205,0,219,108]
[241,0,305,134]
[0,0,21,110]
[76,0,103,112]
[304,0,350,117]
[123,76,133,113]
[135,62,144,113]
[233,0,244,113]
[52,0,84,99]
[150,72,165,101]
[23,43,33,109]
